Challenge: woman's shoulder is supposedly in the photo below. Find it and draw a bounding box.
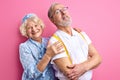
[43,37,50,41]
[19,39,31,48]
[42,37,50,43]
[42,37,49,47]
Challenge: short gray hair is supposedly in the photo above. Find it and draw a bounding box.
[20,15,45,38]
[48,3,60,19]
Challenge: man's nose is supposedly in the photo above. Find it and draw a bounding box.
[60,10,66,14]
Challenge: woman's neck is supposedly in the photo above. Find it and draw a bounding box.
[32,37,42,43]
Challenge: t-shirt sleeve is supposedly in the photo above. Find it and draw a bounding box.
[81,32,92,45]
[49,36,68,64]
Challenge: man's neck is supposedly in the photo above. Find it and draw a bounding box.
[58,26,72,36]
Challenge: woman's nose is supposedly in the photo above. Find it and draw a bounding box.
[32,26,36,31]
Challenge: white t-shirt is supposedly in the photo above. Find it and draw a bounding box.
[49,29,92,80]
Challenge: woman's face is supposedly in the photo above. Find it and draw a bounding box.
[26,20,43,41]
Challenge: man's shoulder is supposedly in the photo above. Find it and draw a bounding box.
[49,33,58,44]
[49,30,63,44]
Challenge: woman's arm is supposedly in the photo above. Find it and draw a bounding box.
[20,41,64,78]
[37,41,65,72]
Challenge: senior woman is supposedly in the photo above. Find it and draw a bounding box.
[19,13,64,80]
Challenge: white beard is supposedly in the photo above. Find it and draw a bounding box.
[56,16,72,27]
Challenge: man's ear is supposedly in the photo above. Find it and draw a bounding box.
[50,17,55,23]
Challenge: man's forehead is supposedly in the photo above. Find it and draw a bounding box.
[53,4,65,10]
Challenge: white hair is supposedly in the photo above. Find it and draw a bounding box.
[48,2,60,19]
[19,16,45,37]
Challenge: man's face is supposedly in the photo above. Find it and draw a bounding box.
[52,4,72,27]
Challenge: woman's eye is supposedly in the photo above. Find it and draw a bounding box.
[35,25,38,27]
[26,26,31,30]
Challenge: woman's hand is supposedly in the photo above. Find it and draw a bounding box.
[46,41,65,58]
[73,28,82,33]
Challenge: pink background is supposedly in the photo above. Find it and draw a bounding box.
[0,0,120,80]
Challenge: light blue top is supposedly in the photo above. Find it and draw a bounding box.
[19,38,57,80]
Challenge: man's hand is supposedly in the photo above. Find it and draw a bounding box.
[66,63,87,80]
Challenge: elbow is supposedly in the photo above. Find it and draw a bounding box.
[37,64,45,72]
[96,54,102,67]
